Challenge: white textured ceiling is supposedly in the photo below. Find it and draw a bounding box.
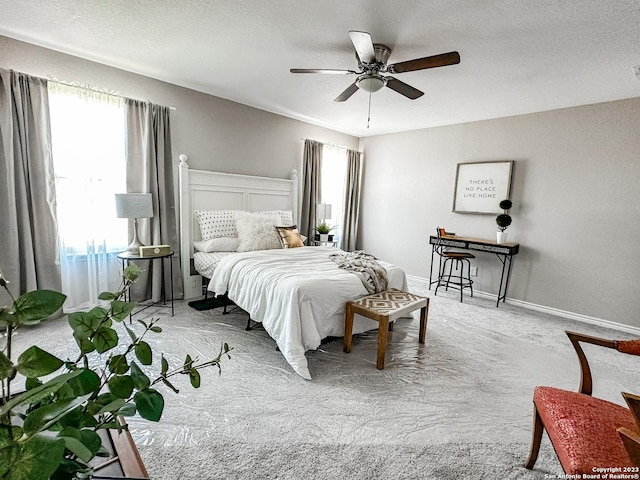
[1,0,639,137]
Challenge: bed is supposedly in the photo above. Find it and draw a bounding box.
[178,155,407,379]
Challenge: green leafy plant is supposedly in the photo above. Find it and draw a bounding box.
[0,265,231,480]
[496,199,513,232]
[315,222,335,235]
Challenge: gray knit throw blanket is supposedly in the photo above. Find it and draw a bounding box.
[329,250,389,294]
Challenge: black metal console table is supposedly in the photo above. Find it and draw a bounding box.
[428,235,520,306]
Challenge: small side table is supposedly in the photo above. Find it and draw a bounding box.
[117,250,174,318]
[312,240,338,247]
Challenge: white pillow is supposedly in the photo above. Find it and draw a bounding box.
[236,212,283,252]
[257,210,294,226]
[194,237,240,253]
[195,210,238,240]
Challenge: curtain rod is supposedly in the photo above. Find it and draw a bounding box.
[300,137,360,152]
[47,75,177,111]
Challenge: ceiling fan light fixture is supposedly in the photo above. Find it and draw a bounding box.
[356,74,385,93]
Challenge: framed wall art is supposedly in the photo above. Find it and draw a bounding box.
[452,160,514,214]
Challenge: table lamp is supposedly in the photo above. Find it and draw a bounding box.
[317,203,332,223]
[115,193,153,254]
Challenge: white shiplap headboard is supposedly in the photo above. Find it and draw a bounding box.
[178,154,298,299]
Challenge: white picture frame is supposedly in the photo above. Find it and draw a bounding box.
[452,161,514,214]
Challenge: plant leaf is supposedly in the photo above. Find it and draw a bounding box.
[73,333,96,355]
[56,428,101,464]
[50,457,91,480]
[0,351,15,381]
[110,301,135,321]
[108,375,135,399]
[108,354,129,375]
[161,355,168,375]
[96,398,126,415]
[184,354,193,369]
[12,290,66,325]
[24,377,42,391]
[134,388,164,421]
[59,434,93,463]
[124,265,140,281]
[125,324,138,343]
[0,434,65,480]
[68,311,101,340]
[86,392,118,416]
[97,291,117,301]
[92,327,118,354]
[117,402,137,417]
[150,325,162,333]
[16,346,63,378]
[129,361,150,390]
[67,368,101,396]
[0,371,83,417]
[22,395,90,436]
[135,341,152,365]
[188,368,201,388]
[0,308,14,328]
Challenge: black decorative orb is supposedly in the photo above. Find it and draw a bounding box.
[499,199,512,210]
[496,213,512,229]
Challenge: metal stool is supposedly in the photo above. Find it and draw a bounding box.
[434,228,474,302]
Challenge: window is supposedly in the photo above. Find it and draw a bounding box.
[320,144,348,242]
[48,83,128,311]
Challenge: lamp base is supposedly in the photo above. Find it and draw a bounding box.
[127,219,145,254]
[127,242,144,255]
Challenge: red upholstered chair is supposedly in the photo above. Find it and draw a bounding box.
[524,330,640,474]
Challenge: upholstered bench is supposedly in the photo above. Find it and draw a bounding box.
[343,288,429,369]
[525,331,640,474]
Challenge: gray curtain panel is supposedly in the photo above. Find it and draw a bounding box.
[299,139,323,241]
[0,69,62,295]
[125,100,183,301]
[341,149,362,251]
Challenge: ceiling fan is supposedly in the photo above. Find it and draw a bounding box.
[290,31,460,102]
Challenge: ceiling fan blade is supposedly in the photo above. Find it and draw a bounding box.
[348,31,376,64]
[385,77,424,99]
[387,51,460,74]
[334,82,359,102]
[290,68,357,74]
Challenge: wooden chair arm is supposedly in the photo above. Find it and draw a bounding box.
[565,330,618,396]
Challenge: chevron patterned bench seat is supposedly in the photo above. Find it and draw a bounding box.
[343,288,429,369]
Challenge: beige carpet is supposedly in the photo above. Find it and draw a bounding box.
[13,279,639,479]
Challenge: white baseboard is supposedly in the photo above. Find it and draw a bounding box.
[406,274,640,336]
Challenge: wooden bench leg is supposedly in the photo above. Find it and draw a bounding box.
[377,317,389,369]
[419,300,429,344]
[524,403,544,469]
[343,302,354,353]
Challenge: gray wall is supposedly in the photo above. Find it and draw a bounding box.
[359,98,640,327]
[3,35,639,328]
[0,36,359,178]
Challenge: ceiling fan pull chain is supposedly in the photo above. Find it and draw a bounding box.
[367,89,372,128]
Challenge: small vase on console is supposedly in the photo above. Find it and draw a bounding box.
[496,231,509,243]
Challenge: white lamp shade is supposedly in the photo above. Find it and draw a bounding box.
[115,193,153,219]
[317,203,332,220]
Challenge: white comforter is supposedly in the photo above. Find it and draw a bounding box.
[208,246,407,380]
